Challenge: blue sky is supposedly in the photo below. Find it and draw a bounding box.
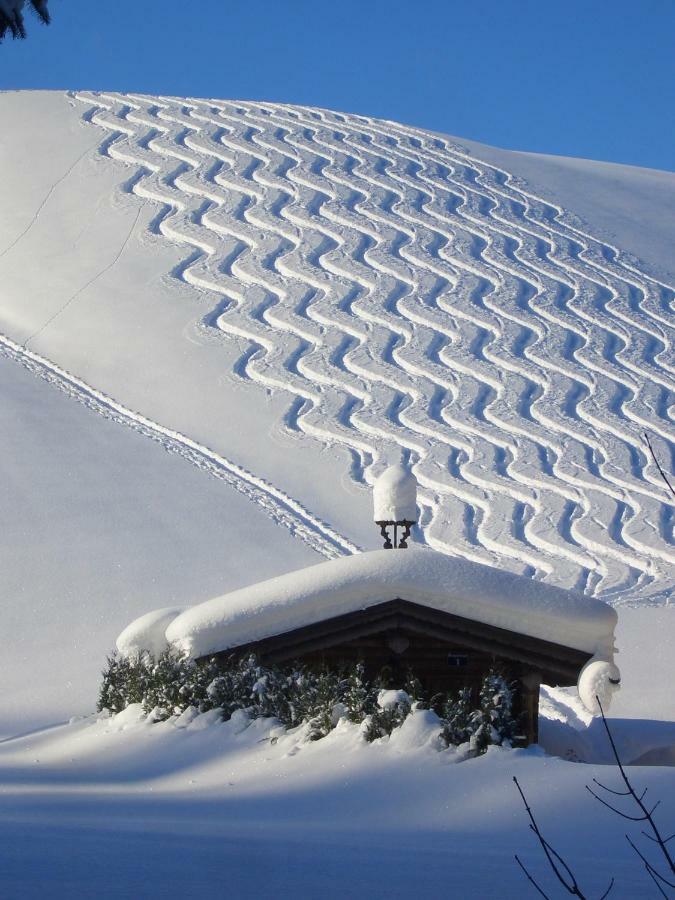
[2,0,674,172]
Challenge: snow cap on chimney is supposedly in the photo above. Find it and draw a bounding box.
[373,463,418,523]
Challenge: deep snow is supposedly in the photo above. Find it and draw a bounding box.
[0,671,674,900]
[1,91,673,607]
[0,352,320,737]
[0,90,673,899]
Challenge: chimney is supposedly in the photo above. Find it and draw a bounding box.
[373,464,418,549]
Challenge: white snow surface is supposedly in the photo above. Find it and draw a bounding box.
[1,642,674,899]
[377,689,411,709]
[576,658,621,713]
[0,90,673,618]
[373,463,418,522]
[0,89,674,900]
[0,350,321,737]
[116,606,185,658]
[165,548,617,660]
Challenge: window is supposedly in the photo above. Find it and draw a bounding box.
[447,653,468,667]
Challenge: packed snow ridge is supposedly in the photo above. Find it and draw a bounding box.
[7,90,675,605]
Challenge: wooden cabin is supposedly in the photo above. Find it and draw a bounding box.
[207,595,598,745]
[162,544,618,747]
[121,466,620,746]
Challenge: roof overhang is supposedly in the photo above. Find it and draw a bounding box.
[206,597,592,685]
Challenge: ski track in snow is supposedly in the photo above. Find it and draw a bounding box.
[53,91,675,602]
[0,333,357,560]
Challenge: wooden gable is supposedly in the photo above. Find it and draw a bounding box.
[219,598,591,684]
[206,598,593,746]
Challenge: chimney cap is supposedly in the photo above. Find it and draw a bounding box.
[373,464,418,523]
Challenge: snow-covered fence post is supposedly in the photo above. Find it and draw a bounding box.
[373,464,419,549]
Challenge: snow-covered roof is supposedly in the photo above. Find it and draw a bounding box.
[117,607,185,658]
[163,549,617,661]
[373,465,418,522]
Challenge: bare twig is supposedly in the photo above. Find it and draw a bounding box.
[514,776,614,898]
[515,854,550,899]
[645,432,675,500]
[627,835,675,895]
[643,831,675,846]
[588,697,675,881]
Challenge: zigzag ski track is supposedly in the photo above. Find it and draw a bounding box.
[43,91,675,604]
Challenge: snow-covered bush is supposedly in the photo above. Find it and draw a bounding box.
[364,689,412,741]
[97,651,150,714]
[343,661,375,722]
[97,653,519,752]
[98,649,217,719]
[473,669,518,753]
[435,670,519,755]
[437,686,474,747]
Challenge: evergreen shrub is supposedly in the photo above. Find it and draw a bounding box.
[98,650,519,752]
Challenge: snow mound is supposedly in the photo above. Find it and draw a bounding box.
[164,548,617,660]
[577,657,621,713]
[116,607,185,658]
[377,689,411,710]
[373,464,418,522]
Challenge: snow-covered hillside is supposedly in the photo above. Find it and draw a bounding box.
[1,89,674,900]
[1,89,673,732]
[2,91,673,603]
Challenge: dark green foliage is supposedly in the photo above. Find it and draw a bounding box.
[437,670,519,755]
[97,651,520,752]
[364,691,412,742]
[97,651,148,714]
[97,652,127,714]
[143,648,189,719]
[299,669,344,740]
[403,668,426,706]
[439,686,474,748]
[343,662,377,723]
[0,1,50,43]
[374,665,394,690]
[470,669,518,755]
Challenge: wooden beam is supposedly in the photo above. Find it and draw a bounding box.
[212,598,590,685]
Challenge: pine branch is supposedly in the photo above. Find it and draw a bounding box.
[0,1,50,42]
[29,1,51,25]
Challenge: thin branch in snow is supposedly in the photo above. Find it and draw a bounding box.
[586,696,675,890]
[645,432,675,500]
[514,776,612,898]
[627,835,675,895]
[585,786,650,822]
[515,854,551,899]
[643,832,675,846]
